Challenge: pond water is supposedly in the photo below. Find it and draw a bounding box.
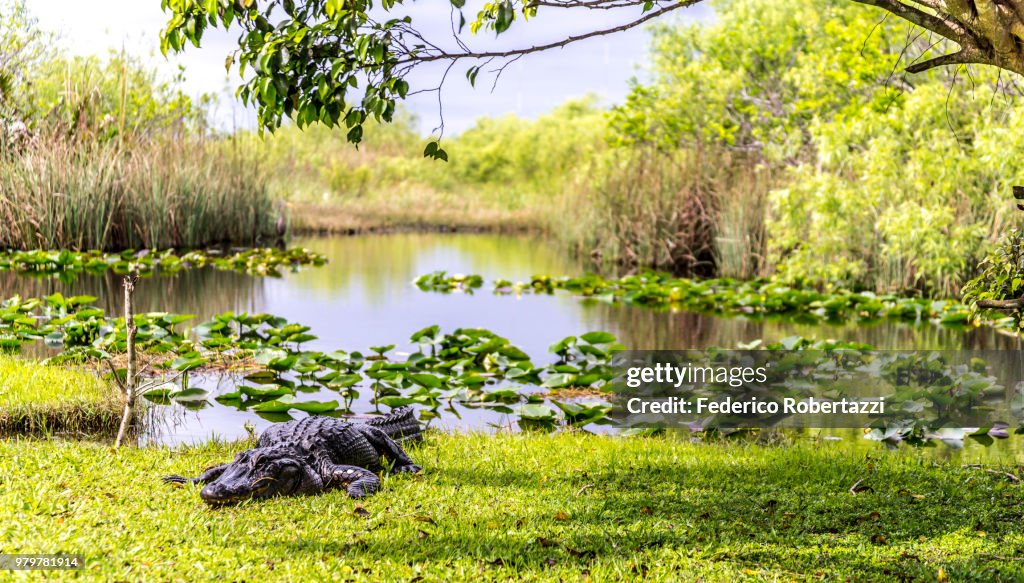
[7,233,1024,460]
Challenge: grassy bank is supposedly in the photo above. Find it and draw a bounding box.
[289,198,539,235]
[0,356,119,436]
[1,432,1021,580]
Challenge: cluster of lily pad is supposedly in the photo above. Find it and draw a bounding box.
[5,289,1019,444]
[750,337,1022,448]
[0,293,619,429]
[415,271,977,327]
[0,247,327,278]
[203,324,620,429]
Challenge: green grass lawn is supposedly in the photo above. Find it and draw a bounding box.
[0,356,120,436]
[1,432,1022,581]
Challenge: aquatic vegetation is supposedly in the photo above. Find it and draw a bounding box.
[0,293,619,430]
[421,271,978,327]
[0,247,327,279]
[1,289,1018,442]
[200,325,622,427]
[658,336,1024,449]
[413,271,484,293]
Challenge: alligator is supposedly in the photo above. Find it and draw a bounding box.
[163,407,422,504]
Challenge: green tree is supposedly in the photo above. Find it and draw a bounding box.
[603,0,1024,293]
[0,0,53,123]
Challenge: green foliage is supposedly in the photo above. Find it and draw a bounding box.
[255,98,605,236]
[0,8,274,250]
[258,98,603,203]
[962,229,1024,328]
[604,0,1024,294]
[564,145,766,277]
[0,1,53,123]
[446,99,605,190]
[0,287,623,428]
[607,0,924,158]
[593,0,936,280]
[24,52,206,139]
[768,80,1019,295]
[0,133,275,249]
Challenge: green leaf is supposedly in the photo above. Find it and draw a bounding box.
[252,395,298,412]
[289,399,339,413]
[171,388,210,402]
[542,373,576,388]
[240,385,292,399]
[580,331,616,345]
[494,1,514,34]
[410,373,442,389]
[378,396,419,408]
[244,370,279,384]
[410,325,440,342]
[515,403,557,420]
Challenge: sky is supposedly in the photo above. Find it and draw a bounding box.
[29,1,712,134]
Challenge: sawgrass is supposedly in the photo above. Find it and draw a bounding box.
[0,356,120,436]
[0,133,276,250]
[1,432,1022,581]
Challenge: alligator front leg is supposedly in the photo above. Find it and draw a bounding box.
[327,465,381,499]
[362,427,422,473]
[163,463,231,486]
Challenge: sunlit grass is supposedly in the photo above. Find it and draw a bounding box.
[0,356,120,436]
[0,432,1021,580]
[289,190,542,235]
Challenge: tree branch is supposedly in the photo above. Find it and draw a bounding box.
[976,298,1024,310]
[397,1,698,66]
[851,0,968,41]
[905,49,973,73]
[851,0,1024,75]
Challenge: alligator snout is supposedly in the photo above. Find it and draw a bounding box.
[200,483,248,505]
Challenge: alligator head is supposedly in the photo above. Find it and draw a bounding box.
[200,445,323,505]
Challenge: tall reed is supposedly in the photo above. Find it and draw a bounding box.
[562,145,770,278]
[0,130,275,250]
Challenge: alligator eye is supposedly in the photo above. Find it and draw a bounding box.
[251,476,275,494]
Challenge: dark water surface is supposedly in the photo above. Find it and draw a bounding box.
[7,234,1023,459]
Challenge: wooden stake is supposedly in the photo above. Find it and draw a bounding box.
[115,269,139,447]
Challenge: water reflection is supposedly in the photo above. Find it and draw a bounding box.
[0,268,264,323]
[3,233,1022,456]
[584,302,1023,351]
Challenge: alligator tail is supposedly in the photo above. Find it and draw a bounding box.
[365,406,423,443]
